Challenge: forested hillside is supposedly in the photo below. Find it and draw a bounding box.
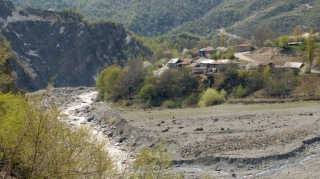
[13,0,224,36]
[12,0,320,38]
[174,0,320,38]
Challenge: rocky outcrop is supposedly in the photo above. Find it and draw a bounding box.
[0,0,151,92]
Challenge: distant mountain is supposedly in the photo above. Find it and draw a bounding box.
[1,0,151,91]
[12,0,320,39]
[11,0,224,36]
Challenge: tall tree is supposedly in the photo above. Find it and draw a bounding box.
[220,29,226,47]
[306,29,315,72]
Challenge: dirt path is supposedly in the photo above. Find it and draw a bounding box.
[234,52,257,63]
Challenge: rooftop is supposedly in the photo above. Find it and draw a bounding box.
[237,44,252,47]
[168,58,181,64]
[283,62,304,68]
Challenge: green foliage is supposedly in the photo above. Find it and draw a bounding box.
[234,84,247,98]
[61,8,85,22]
[156,68,198,99]
[131,139,176,179]
[210,53,218,60]
[139,84,156,100]
[0,31,15,93]
[13,0,320,39]
[96,65,123,101]
[163,100,177,109]
[182,93,200,107]
[264,69,297,98]
[0,92,115,178]
[306,29,315,72]
[278,35,290,49]
[198,88,226,107]
[202,173,212,179]
[263,39,274,47]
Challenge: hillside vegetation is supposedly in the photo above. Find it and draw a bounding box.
[12,0,320,38]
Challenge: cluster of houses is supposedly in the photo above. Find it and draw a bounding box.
[167,58,238,74]
[166,44,305,75]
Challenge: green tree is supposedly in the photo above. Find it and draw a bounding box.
[278,35,289,49]
[306,29,315,72]
[0,92,115,178]
[139,84,156,100]
[263,66,272,92]
[220,29,226,47]
[96,65,123,100]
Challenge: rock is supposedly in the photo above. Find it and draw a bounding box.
[157,124,161,126]
[309,113,313,116]
[178,126,184,129]
[162,129,169,132]
[161,121,165,123]
[232,173,237,178]
[221,127,225,131]
[107,132,113,137]
[87,115,95,122]
[194,127,203,131]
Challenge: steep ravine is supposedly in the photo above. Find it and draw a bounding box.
[0,0,151,92]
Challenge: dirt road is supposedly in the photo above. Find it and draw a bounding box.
[234,52,257,63]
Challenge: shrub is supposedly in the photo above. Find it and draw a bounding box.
[182,94,200,107]
[211,53,218,60]
[263,39,274,47]
[235,85,247,98]
[198,88,226,107]
[163,100,176,108]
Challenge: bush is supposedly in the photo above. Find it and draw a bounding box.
[139,84,156,100]
[182,94,200,107]
[263,39,274,47]
[163,100,176,108]
[211,53,218,60]
[198,88,226,107]
[235,85,247,98]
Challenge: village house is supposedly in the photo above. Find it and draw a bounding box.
[236,44,255,52]
[200,59,215,68]
[167,58,182,68]
[178,59,194,67]
[211,59,237,72]
[283,62,304,74]
[199,46,217,57]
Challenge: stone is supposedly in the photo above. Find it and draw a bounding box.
[194,127,203,131]
[107,132,113,137]
[87,115,95,122]
[162,129,169,132]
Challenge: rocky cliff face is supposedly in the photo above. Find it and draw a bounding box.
[0,0,151,92]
